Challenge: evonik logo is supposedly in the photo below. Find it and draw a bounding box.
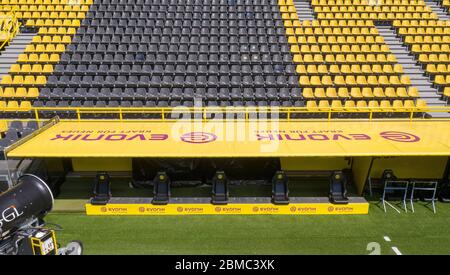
[379,131,420,142]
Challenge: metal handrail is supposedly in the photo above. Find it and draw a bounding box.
[0,105,449,124]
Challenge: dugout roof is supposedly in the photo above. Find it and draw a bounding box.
[5,120,450,158]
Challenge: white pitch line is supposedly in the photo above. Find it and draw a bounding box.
[384,236,391,242]
[392,247,402,255]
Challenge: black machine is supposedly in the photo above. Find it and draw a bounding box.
[329,171,349,204]
[152,172,171,205]
[91,172,111,205]
[272,171,289,205]
[211,171,229,205]
[0,174,82,255]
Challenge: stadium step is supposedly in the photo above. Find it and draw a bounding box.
[424,0,450,20]
[376,25,449,114]
[0,32,36,82]
[293,0,316,20]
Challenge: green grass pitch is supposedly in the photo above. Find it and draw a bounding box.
[46,202,450,255]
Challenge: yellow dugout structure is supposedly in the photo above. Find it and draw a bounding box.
[4,117,450,197]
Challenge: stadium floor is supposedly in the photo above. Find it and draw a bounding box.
[46,202,450,255]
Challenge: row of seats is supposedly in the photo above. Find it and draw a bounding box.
[393,18,450,26]
[37,87,303,100]
[85,11,278,20]
[398,27,450,35]
[309,0,428,5]
[403,34,450,43]
[292,54,397,64]
[13,11,87,19]
[305,99,427,111]
[76,26,287,36]
[0,87,39,98]
[25,19,81,27]
[298,75,412,87]
[42,74,300,87]
[0,5,90,12]
[314,6,432,13]
[288,35,385,44]
[425,64,450,74]
[0,99,428,110]
[51,64,295,75]
[1,99,308,109]
[64,43,289,54]
[315,13,438,20]
[302,87,419,99]
[70,34,289,44]
[88,0,275,7]
[10,63,298,76]
[89,4,281,11]
[286,19,374,27]
[290,44,391,54]
[56,53,294,64]
[411,44,450,53]
[285,27,380,36]
[296,64,405,75]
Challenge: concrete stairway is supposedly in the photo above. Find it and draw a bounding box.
[424,0,450,20]
[377,25,448,111]
[0,32,35,82]
[293,0,316,20]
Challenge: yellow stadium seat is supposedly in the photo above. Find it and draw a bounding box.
[314,88,326,98]
[302,88,314,99]
[299,76,310,86]
[416,99,428,109]
[380,100,392,111]
[371,88,383,98]
[331,100,343,109]
[318,100,330,110]
[362,88,373,98]
[15,87,27,97]
[19,101,32,111]
[43,64,54,73]
[2,87,15,97]
[6,101,19,110]
[356,101,368,110]
[368,100,380,111]
[344,100,356,110]
[404,100,416,110]
[405,87,418,98]
[392,100,405,111]
[9,64,20,74]
[350,88,362,98]
[326,88,337,98]
[306,101,318,111]
[396,88,409,98]
[338,88,349,98]
[310,75,322,87]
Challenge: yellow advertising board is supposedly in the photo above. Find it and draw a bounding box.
[6,120,450,158]
[85,202,369,216]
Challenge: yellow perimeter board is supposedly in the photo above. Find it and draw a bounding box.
[85,202,369,215]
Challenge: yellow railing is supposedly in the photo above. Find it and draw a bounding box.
[0,106,449,124]
[0,8,20,51]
